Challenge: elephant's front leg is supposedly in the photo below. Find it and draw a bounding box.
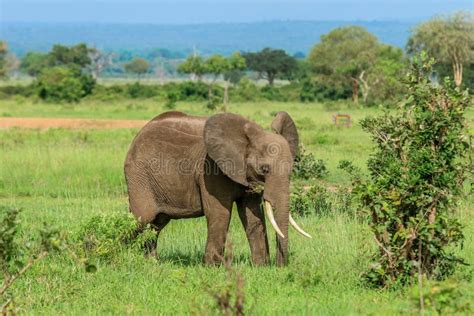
[202,195,233,265]
[237,194,270,266]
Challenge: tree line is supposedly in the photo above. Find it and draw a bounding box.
[0,11,472,105]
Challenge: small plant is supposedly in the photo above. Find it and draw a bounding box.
[73,213,157,262]
[408,278,471,314]
[341,53,470,287]
[206,94,221,111]
[164,90,178,109]
[292,145,328,180]
[208,241,245,316]
[231,77,259,102]
[1,207,64,314]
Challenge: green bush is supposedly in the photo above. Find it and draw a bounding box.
[261,85,288,101]
[292,145,328,180]
[74,212,157,261]
[177,81,212,101]
[0,85,35,98]
[408,278,471,314]
[342,53,470,287]
[300,77,351,102]
[36,66,95,102]
[230,77,259,101]
[126,82,158,99]
[299,78,317,102]
[206,94,221,110]
[1,206,65,313]
[164,90,179,109]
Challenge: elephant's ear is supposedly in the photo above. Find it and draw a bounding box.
[204,113,250,186]
[271,111,299,160]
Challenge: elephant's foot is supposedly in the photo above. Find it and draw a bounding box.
[203,250,226,266]
[251,255,269,266]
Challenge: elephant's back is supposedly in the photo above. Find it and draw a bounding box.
[125,111,207,170]
[146,110,206,139]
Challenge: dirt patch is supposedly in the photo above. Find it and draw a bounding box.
[0,117,148,129]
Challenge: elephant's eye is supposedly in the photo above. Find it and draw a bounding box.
[260,164,270,175]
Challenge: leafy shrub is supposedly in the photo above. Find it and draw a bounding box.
[206,94,221,110]
[1,206,64,313]
[408,278,471,314]
[164,90,179,109]
[300,77,351,102]
[292,145,328,180]
[74,212,157,261]
[208,242,245,316]
[278,82,302,101]
[342,54,470,287]
[231,77,259,101]
[36,66,95,102]
[0,85,35,98]
[299,78,317,102]
[177,81,212,101]
[261,85,288,101]
[0,207,21,276]
[126,82,158,99]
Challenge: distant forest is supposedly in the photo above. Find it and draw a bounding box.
[2,20,415,59]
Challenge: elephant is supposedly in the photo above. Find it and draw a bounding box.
[124,110,311,266]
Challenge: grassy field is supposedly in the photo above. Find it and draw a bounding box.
[1,99,473,315]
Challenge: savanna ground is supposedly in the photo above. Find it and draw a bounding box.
[0,98,473,315]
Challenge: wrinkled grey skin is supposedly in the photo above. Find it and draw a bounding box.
[124,111,299,266]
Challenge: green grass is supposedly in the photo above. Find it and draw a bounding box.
[1,98,473,315]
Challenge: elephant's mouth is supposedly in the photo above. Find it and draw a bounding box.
[263,200,312,239]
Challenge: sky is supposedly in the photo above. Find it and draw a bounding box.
[1,0,472,24]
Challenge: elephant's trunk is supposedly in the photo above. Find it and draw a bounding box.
[263,175,312,266]
[263,177,290,266]
[274,195,290,266]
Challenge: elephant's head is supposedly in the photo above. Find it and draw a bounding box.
[204,111,311,266]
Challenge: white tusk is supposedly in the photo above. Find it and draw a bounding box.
[289,213,312,239]
[264,201,285,238]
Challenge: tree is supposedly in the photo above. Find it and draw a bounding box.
[243,48,297,86]
[309,26,379,103]
[0,41,6,78]
[20,44,94,77]
[87,48,114,79]
[177,54,206,80]
[221,52,246,107]
[49,43,92,68]
[0,41,19,78]
[407,11,474,87]
[203,52,246,108]
[359,45,407,104]
[0,41,7,78]
[20,52,50,77]
[434,61,474,91]
[124,58,150,77]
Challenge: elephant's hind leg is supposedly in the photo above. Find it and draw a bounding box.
[144,213,171,258]
[127,183,162,256]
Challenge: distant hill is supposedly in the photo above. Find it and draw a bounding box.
[1,21,416,57]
